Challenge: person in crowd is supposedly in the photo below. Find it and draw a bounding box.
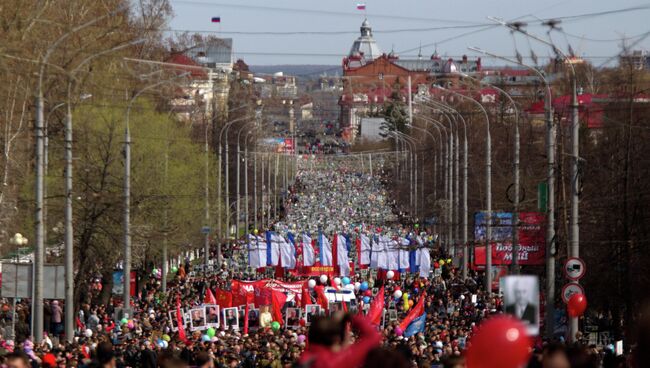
[298,313,382,368]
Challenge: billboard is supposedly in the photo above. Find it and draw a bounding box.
[474,212,546,266]
[260,138,295,153]
[112,270,137,296]
[1,263,65,299]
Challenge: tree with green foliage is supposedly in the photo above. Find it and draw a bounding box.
[380,85,409,138]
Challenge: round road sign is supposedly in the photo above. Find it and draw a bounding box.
[564,257,586,281]
[561,282,585,304]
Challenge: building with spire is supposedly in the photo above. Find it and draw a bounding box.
[340,19,483,140]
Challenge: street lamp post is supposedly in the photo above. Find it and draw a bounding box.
[418,100,469,278]
[412,115,447,241]
[9,233,28,340]
[435,85,492,295]
[458,72,521,273]
[469,46,556,338]
[123,73,190,308]
[489,18,580,340]
[31,6,127,342]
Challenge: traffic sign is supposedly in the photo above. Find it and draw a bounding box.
[561,282,585,303]
[201,226,211,234]
[564,257,586,281]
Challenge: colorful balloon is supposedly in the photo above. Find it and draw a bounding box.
[386,270,395,280]
[271,321,281,331]
[308,279,317,289]
[567,293,588,318]
[320,275,328,284]
[363,296,371,304]
[393,290,403,299]
[334,277,342,286]
[206,327,216,338]
[394,326,403,336]
[360,281,369,291]
[465,315,531,368]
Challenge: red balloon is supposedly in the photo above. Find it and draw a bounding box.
[299,318,306,327]
[363,290,372,297]
[567,293,587,317]
[466,315,531,368]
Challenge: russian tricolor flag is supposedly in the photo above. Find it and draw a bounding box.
[356,3,366,10]
[211,17,221,23]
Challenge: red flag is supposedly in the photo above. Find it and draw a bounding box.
[314,285,329,311]
[367,286,385,325]
[356,237,362,267]
[204,288,217,305]
[271,290,287,326]
[332,233,338,272]
[176,296,188,343]
[399,292,426,331]
[301,282,311,307]
[243,303,250,334]
[215,288,232,309]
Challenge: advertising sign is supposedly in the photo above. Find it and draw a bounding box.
[112,270,137,296]
[473,211,546,266]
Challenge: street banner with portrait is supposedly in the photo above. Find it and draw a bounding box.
[502,275,540,335]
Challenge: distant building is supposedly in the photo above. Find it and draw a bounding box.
[166,38,234,122]
[358,117,385,141]
[619,50,650,70]
[340,19,482,141]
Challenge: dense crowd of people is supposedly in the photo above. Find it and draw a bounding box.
[0,156,645,368]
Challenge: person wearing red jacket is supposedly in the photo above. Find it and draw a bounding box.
[298,313,382,368]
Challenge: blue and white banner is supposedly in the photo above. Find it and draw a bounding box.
[247,234,267,268]
[302,233,315,266]
[318,232,332,266]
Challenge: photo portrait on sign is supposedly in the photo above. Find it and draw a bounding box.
[248,308,260,330]
[222,307,239,330]
[285,308,301,328]
[238,308,246,330]
[503,275,540,335]
[168,311,180,332]
[305,304,321,325]
[328,302,343,316]
[190,308,206,331]
[204,305,220,327]
[388,309,398,322]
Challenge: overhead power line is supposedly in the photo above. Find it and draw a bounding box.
[170,0,484,25]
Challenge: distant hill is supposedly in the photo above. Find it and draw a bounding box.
[250,65,340,78]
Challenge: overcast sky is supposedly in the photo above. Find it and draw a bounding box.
[168,0,650,67]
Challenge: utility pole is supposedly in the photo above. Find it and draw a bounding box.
[569,63,580,342]
[468,46,556,337]
[204,71,213,272]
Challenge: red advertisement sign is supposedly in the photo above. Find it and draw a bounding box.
[473,212,546,266]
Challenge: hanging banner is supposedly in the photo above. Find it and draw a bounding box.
[473,211,546,266]
[231,279,304,307]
